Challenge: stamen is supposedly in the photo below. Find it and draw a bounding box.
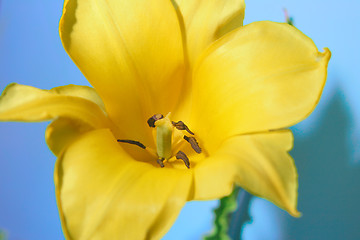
[117,139,157,158]
[147,114,164,128]
[117,139,146,149]
[172,121,194,135]
[176,151,190,169]
[157,158,165,168]
[183,135,202,153]
[120,113,201,169]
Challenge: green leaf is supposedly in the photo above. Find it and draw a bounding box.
[203,186,240,240]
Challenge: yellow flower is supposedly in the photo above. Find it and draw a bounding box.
[0,0,330,239]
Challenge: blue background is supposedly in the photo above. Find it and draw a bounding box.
[0,0,359,239]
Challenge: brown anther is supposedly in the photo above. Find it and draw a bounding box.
[157,158,165,168]
[117,139,146,149]
[147,114,164,128]
[183,135,202,154]
[176,151,190,169]
[172,121,194,135]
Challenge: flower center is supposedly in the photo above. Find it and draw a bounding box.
[117,113,201,168]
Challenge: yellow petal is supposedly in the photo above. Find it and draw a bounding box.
[0,83,110,129]
[60,0,186,146]
[174,0,245,64]
[193,130,300,217]
[46,117,92,156]
[50,85,107,156]
[55,129,193,240]
[50,84,106,112]
[190,21,330,151]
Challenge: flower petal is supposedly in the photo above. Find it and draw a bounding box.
[0,83,110,128]
[50,84,106,112]
[55,129,193,240]
[193,130,300,217]
[174,0,245,64]
[190,21,330,151]
[60,0,186,145]
[45,117,92,156]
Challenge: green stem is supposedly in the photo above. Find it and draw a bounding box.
[203,187,240,240]
[203,187,252,240]
[228,190,252,240]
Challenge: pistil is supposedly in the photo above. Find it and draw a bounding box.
[154,114,173,161]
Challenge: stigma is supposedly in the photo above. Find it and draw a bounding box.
[117,113,202,168]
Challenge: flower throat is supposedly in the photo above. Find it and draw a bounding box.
[117,113,201,168]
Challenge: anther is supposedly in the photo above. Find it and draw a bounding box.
[147,114,164,128]
[157,158,165,168]
[183,135,202,153]
[172,121,194,135]
[117,139,146,149]
[176,151,190,169]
